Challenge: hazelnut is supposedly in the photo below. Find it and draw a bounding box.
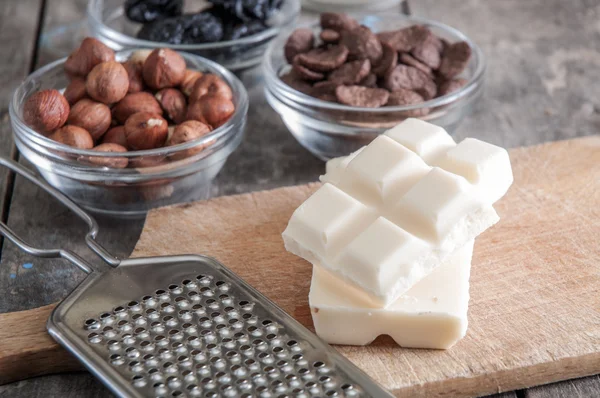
[64,37,115,77]
[142,48,186,90]
[101,126,128,147]
[129,49,152,68]
[122,61,145,93]
[180,69,203,96]
[124,112,168,150]
[85,143,128,169]
[129,155,168,168]
[167,120,213,161]
[48,125,94,149]
[63,77,88,105]
[23,89,70,134]
[155,88,187,124]
[189,74,233,104]
[86,61,129,104]
[112,92,162,124]
[68,98,111,140]
[186,95,235,128]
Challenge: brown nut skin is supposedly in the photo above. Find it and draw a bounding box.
[122,61,145,93]
[67,98,112,140]
[189,74,233,103]
[186,95,235,128]
[180,69,203,96]
[86,61,129,104]
[48,125,94,149]
[156,88,187,124]
[63,77,88,105]
[124,112,169,150]
[129,49,152,68]
[85,143,128,169]
[167,120,213,160]
[129,155,168,168]
[23,89,70,134]
[112,92,163,124]
[101,126,128,147]
[142,48,186,90]
[64,37,115,77]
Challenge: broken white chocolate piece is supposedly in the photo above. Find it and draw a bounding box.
[310,241,474,348]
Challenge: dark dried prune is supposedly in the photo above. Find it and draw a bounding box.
[223,20,268,40]
[125,0,183,24]
[180,13,225,44]
[137,12,224,44]
[137,17,185,43]
[208,0,283,22]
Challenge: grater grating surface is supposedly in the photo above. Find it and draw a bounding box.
[0,158,393,398]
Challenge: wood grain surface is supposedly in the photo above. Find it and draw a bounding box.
[130,136,600,397]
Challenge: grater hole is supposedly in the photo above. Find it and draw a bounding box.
[215,281,225,286]
[242,313,252,320]
[262,320,273,326]
[287,340,298,347]
[188,291,199,298]
[277,360,288,367]
[169,284,178,290]
[239,300,249,306]
[128,301,139,307]
[175,297,185,303]
[142,295,152,301]
[216,324,226,330]
[257,386,267,392]
[272,379,283,387]
[206,299,216,305]
[299,368,309,375]
[156,289,166,295]
[266,334,276,340]
[195,274,205,280]
[135,327,146,334]
[314,361,325,368]
[206,343,217,350]
[326,391,338,396]
[172,391,183,397]
[292,354,303,361]
[240,345,251,352]
[200,287,211,294]
[273,347,283,354]
[245,359,256,366]
[219,294,229,300]
[182,279,192,285]
[100,312,111,319]
[264,366,276,373]
[341,383,354,390]
[210,312,221,318]
[224,306,234,313]
[319,376,330,382]
[305,381,316,388]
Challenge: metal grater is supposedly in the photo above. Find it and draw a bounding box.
[0,158,393,398]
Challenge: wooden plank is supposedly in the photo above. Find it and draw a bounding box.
[525,375,600,398]
[407,0,600,148]
[130,137,600,397]
[0,1,44,223]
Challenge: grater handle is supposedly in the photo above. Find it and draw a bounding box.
[0,157,120,272]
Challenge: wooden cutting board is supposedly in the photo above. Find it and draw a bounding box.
[0,136,599,397]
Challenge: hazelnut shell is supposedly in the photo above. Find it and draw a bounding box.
[64,37,115,77]
[124,112,169,150]
[48,125,94,149]
[112,92,163,124]
[180,69,203,96]
[155,88,187,124]
[189,74,233,103]
[186,95,235,128]
[122,61,145,93]
[168,120,213,161]
[67,98,112,140]
[63,78,88,105]
[101,126,128,148]
[142,48,186,90]
[86,61,129,104]
[23,89,70,134]
[85,143,128,168]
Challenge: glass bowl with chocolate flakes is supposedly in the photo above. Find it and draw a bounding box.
[263,13,485,160]
[87,0,300,71]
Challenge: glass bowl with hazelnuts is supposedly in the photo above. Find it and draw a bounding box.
[9,38,248,217]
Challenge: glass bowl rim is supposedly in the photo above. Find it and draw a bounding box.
[10,49,249,159]
[262,14,486,113]
[86,0,301,50]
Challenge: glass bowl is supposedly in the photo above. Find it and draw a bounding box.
[87,0,301,71]
[263,14,485,160]
[9,50,248,218]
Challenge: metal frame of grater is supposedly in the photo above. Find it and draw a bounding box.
[0,158,393,398]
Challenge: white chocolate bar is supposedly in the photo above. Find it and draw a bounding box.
[309,240,474,348]
[283,119,512,307]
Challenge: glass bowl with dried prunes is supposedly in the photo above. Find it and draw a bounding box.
[87,0,300,71]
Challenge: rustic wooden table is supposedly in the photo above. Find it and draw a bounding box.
[0,0,598,397]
